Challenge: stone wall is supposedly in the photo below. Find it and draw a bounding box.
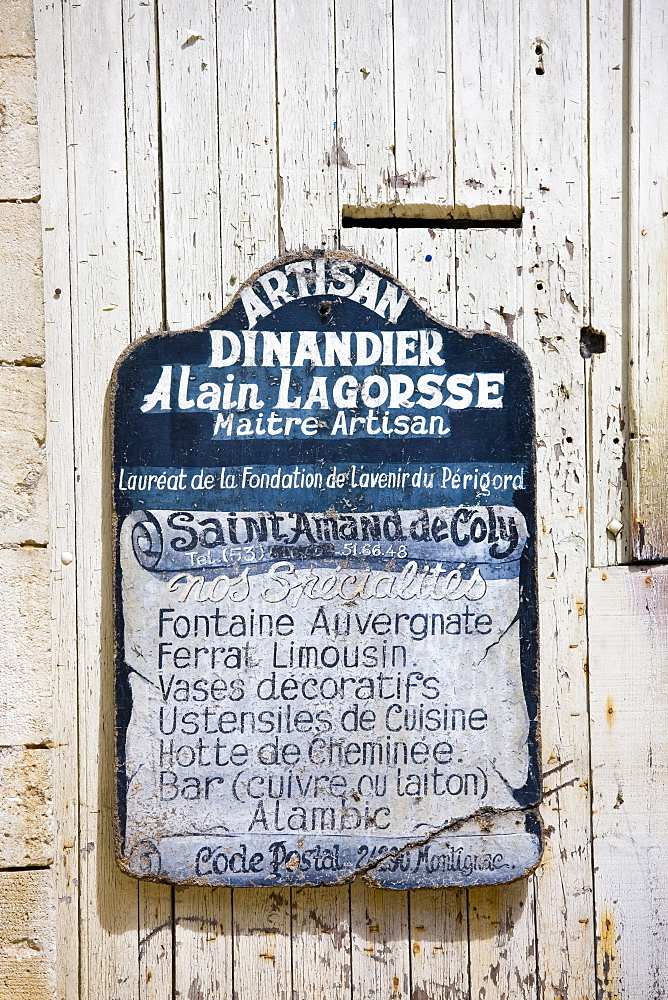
[0,2,55,997]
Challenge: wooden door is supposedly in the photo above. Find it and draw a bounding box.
[34,0,668,997]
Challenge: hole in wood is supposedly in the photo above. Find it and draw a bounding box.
[319,301,331,317]
[579,326,606,358]
[342,204,523,229]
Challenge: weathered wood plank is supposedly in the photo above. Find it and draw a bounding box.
[393,0,453,208]
[217,0,279,303]
[455,228,522,337]
[268,10,342,998]
[518,1,595,996]
[34,1,79,995]
[589,566,668,999]
[139,883,172,1000]
[174,887,232,1000]
[291,886,351,1000]
[233,888,292,1000]
[123,0,163,340]
[122,4,174,988]
[350,882,409,1000]
[397,231,455,325]
[452,0,520,215]
[276,0,337,250]
[269,11,364,999]
[468,882,537,1000]
[410,889,468,1000]
[335,0,395,209]
[587,0,628,567]
[61,0,139,997]
[628,0,668,560]
[158,0,221,329]
[342,228,397,274]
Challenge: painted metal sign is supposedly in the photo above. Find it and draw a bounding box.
[112,252,541,888]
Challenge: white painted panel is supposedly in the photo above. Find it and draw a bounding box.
[518,1,595,996]
[276,0,337,250]
[292,887,351,1000]
[124,0,163,340]
[174,887,232,1000]
[452,0,520,213]
[61,0,139,997]
[336,0,395,208]
[397,231,455,325]
[628,0,668,559]
[455,228,522,336]
[233,887,292,1000]
[217,0,279,303]
[34,2,79,998]
[394,0,453,206]
[588,0,628,566]
[158,0,221,329]
[589,566,668,999]
[122,4,174,983]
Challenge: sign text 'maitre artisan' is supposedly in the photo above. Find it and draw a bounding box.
[112,252,541,888]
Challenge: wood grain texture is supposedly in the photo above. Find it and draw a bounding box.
[455,228,522,337]
[587,0,629,567]
[518,2,596,996]
[468,882,537,1000]
[393,0,453,208]
[628,0,668,560]
[61,0,139,997]
[158,0,221,330]
[275,0,337,251]
[452,222,537,1000]
[350,882,410,1000]
[291,886,351,1000]
[233,888,292,1000]
[217,0,279,303]
[397,231,455,325]
[139,883,173,1000]
[123,0,163,341]
[174,887,232,1000]
[452,0,520,214]
[156,2,235,987]
[121,5,174,987]
[410,889,468,1000]
[34,2,79,997]
[335,0,395,209]
[589,566,668,999]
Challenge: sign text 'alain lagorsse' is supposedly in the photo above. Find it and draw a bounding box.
[112,252,541,888]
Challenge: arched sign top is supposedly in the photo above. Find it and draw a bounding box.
[112,251,541,888]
